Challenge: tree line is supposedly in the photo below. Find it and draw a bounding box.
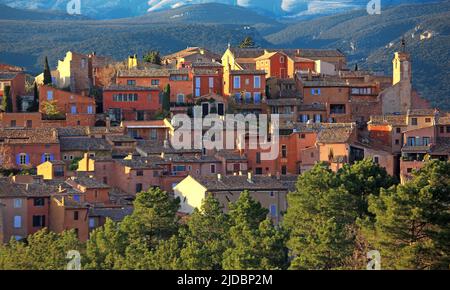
[0,159,448,270]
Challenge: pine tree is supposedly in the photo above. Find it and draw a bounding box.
[337,158,397,217]
[239,36,255,48]
[361,160,450,269]
[180,194,230,270]
[284,163,358,269]
[162,84,171,115]
[0,229,81,270]
[222,191,287,270]
[27,82,39,112]
[143,50,161,65]
[43,56,52,85]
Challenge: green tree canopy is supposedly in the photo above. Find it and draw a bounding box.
[143,50,162,65]
[360,160,450,269]
[1,85,12,112]
[239,36,256,48]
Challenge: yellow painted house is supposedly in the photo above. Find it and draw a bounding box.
[37,160,66,180]
[174,173,289,224]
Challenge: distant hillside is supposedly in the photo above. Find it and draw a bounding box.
[0,4,87,20]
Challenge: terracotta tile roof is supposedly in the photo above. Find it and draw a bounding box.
[266,98,302,106]
[136,140,202,155]
[191,62,223,68]
[229,48,345,59]
[57,126,124,137]
[369,115,407,126]
[121,120,168,128]
[0,178,56,197]
[431,138,450,154]
[106,135,136,143]
[0,72,20,80]
[60,137,112,152]
[193,68,221,75]
[66,176,110,189]
[89,206,133,221]
[317,124,355,143]
[0,128,59,144]
[215,150,247,161]
[117,68,190,78]
[438,116,450,125]
[103,85,159,91]
[116,158,162,169]
[407,109,437,116]
[230,69,266,75]
[298,103,327,111]
[192,174,288,192]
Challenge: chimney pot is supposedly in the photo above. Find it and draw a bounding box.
[247,172,253,183]
[217,173,222,181]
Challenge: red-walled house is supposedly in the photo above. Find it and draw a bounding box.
[192,63,223,97]
[103,85,161,123]
[0,68,26,113]
[116,69,193,103]
[0,128,61,169]
[255,51,289,79]
[39,85,96,126]
[224,69,266,114]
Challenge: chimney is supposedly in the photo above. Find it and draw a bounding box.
[247,172,253,183]
[160,152,165,159]
[105,117,111,132]
[58,184,63,193]
[217,173,222,181]
[307,69,313,81]
[52,129,57,139]
[163,139,169,149]
[238,171,243,176]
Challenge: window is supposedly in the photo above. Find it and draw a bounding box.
[70,105,77,114]
[10,120,16,127]
[136,170,144,176]
[315,114,322,123]
[373,156,380,164]
[407,137,416,146]
[301,114,309,123]
[74,211,79,221]
[395,139,400,145]
[256,152,261,164]
[43,153,52,162]
[210,164,216,174]
[47,90,53,100]
[245,92,252,104]
[396,128,401,134]
[280,56,285,63]
[18,153,28,165]
[87,105,94,114]
[33,197,45,207]
[254,92,261,104]
[233,76,241,89]
[136,183,143,193]
[209,77,214,89]
[177,94,185,104]
[281,145,287,158]
[423,137,430,146]
[447,126,450,133]
[254,76,261,89]
[300,133,306,139]
[195,77,201,97]
[411,118,418,125]
[127,80,136,86]
[407,168,413,173]
[32,215,45,227]
[270,204,278,217]
[13,199,22,208]
[13,216,22,228]
[136,110,145,121]
[330,104,346,114]
[173,165,186,172]
[81,58,86,69]
[425,118,431,123]
[103,177,108,184]
[440,126,444,134]
[151,79,160,86]
[150,129,157,140]
[255,168,263,175]
[89,218,95,228]
[281,165,287,175]
[311,88,321,95]
[169,74,189,81]
[26,120,32,128]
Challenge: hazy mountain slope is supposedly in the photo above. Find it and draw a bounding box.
[0,3,87,20]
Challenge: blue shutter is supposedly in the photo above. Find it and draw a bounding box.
[50,154,54,161]
[41,154,46,163]
[318,89,321,95]
[16,154,21,165]
[25,154,30,165]
[311,88,314,95]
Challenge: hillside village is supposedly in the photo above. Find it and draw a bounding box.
[0,43,448,243]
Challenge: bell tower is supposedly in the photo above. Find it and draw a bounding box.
[392,39,411,85]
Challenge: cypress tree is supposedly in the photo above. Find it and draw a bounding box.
[43,56,52,85]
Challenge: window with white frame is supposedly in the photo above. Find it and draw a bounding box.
[233,76,241,89]
[209,77,214,89]
[254,76,261,89]
[47,90,53,100]
[14,199,22,208]
[14,216,22,228]
[87,105,94,114]
[19,153,27,165]
[177,94,185,104]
